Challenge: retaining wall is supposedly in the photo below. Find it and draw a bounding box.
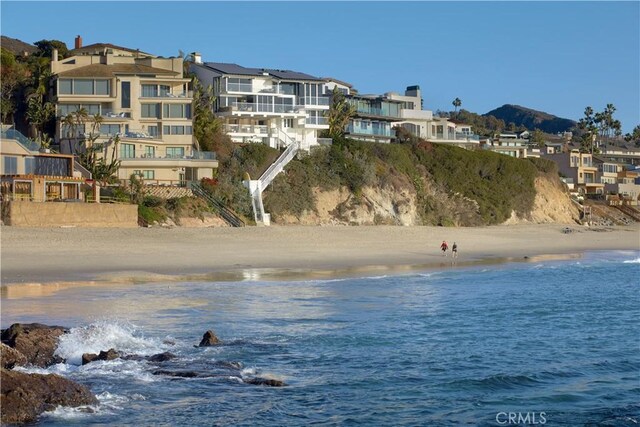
[1,201,138,228]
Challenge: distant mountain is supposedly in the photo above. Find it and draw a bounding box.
[1,35,37,56]
[484,104,577,134]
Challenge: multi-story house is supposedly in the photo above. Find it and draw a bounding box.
[51,37,217,186]
[387,86,479,148]
[1,126,88,201]
[593,156,640,200]
[345,94,402,143]
[190,58,330,150]
[542,150,604,195]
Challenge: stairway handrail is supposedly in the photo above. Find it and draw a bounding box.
[190,182,245,227]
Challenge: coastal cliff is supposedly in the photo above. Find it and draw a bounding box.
[262,139,580,226]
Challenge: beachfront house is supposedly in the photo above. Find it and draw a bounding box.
[542,150,605,195]
[385,86,480,148]
[50,36,218,186]
[189,58,332,151]
[1,126,90,202]
[344,94,402,143]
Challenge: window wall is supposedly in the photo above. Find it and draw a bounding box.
[58,79,110,96]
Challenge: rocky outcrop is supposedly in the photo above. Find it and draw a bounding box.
[0,343,27,369]
[81,348,119,365]
[0,368,97,424]
[244,377,286,387]
[198,330,221,347]
[1,323,67,367]
[147,352,177,363]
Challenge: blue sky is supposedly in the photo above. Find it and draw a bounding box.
[2,1,639,132]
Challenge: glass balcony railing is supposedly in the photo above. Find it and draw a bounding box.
[347,125,395,138]
[298,96,330,106]
[102,110,132,119]
[226,83,253,92]
[139,91,193,99]
[306,117,328,125]
[224,124,270,134]
[226,102,302,114]
[120,151,216,161]
[1,128,41,151]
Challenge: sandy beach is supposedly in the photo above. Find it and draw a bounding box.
[1,224,638,290]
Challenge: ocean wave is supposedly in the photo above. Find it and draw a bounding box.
[622,257,640,264]
[42,391,144,421]
[55,320,168,365]
[444,373,542,391]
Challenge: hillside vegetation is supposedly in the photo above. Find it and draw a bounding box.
[485,104,576,134]
[257,138,568,226]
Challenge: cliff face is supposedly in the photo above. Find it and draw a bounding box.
[273,173,579,226]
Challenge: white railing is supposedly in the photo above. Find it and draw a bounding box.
[259,132,299,189]
[224,124,270,135]
[226,102,303,114]
[298,96,330,106]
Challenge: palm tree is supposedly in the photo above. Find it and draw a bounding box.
[328,87,356,139]
[452,98,462,116]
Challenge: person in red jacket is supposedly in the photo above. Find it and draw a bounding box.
[440,240,448,256]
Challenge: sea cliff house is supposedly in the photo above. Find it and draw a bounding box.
[190,57,331,151]
[51,36,218,186]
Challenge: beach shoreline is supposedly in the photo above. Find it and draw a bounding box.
[1,224,638,296]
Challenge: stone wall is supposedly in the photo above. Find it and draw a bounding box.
[1,201,138,228]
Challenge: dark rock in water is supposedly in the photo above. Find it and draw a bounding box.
[162,339,176,346]
[147,352,177,363]
[1,343,27,369]
[198,330,221,347]
[120,354,146,362]
[0,368,97,424]
[81,348,119,365]
[1,323,67,367]
[152,369,200,378]
[213,360,242,370]
[244,377,286,387]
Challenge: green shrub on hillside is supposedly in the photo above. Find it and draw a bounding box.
[262,137,540,225]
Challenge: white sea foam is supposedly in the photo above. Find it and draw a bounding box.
[78,359,158,383]
[623,257,640,264]
[55,320,167,365]
[240,367,257,377]
[42,391,144,421]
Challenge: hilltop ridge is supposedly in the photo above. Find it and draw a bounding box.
[485,104,577,134]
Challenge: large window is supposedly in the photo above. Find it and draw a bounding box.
[25,158,35,174]
[163,104,191,119]
[147,126,158,137]
[166,147,185,158]
[143,170,155,179]
[141,104,160,118]
[120,143,135,158]
[59,79,111,96]
[141,84,171,97]
[227,78,252,92]
[3,156,17,175]
[100,124,120,135]
[144,146,156,158]
[121,82,130,108]
[163,125,192,135]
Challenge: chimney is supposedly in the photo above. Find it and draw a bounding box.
[75,35,82,49]
[191,52,202,64]
[52,48,58,62]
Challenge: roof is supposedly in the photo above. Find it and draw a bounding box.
[322,77,353,88]
[202,62,322,81]
[56,63,179,78]
[71,43,156,58]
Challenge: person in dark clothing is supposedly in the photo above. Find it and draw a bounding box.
[452,242,458,258]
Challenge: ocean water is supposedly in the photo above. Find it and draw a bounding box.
[1,251,639,426]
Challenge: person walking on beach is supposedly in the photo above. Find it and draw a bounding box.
[452,242,458,258]
[440,240,448,256]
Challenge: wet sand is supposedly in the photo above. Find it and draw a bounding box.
[1,224,638,296]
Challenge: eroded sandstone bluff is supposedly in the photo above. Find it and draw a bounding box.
[271,174,579,226]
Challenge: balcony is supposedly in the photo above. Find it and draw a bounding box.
[354,106,401,119]
[298,96,330,106]
[224,124,270,135]
[221,102,303,115]
[102,110,132,119]
[118,129,156,140]
[139,91,193,99]
[454,132,480,141]
[306,116,328,126]
[119,151,217,167]
[226,83,253,93]
[347,125,395,138]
